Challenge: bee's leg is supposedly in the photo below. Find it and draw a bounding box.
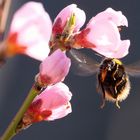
[96,75,100,92]
[97,74,106,108]
[100,83,106,109]
[115,100,120,109]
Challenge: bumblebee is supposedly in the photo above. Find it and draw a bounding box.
[67,49,140,108]
[97,58,130,108]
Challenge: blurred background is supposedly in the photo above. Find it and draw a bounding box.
[0,0,140,140]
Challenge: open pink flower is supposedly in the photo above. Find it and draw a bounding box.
[25,82,72,122]
[52,4,86,35]
[37,49,71,86]
[6,2,52,60]
[74,8,130,58]
[50,4,86,51]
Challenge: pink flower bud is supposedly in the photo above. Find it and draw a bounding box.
[25,82,72,122]
[74,8,130,58]
[38,49,71,85]
[52,4,86,35]
[7,2,52,61]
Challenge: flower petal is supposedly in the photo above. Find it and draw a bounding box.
[47,102,72,121]
[88,20,120,50]
[38,49,71,85]
[89,7,128,27]
[8,2,52,60]
[33,82,72,120]
[109,40,130,58]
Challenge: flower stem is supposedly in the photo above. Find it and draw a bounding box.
[1,85,39,140]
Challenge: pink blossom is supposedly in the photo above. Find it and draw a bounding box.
[52,4,86,35]
[74,8,130,58]
[37,49,71,86]
[6,2,52,61]
[25,82,72,122]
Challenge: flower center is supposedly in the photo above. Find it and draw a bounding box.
[49,14,76,52]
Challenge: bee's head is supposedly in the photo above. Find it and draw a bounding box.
[100,58,122,71]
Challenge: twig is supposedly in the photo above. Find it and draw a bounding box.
[1,85,40,140]
[0,0,11,40]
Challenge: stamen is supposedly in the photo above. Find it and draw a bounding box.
[61,13,76,41]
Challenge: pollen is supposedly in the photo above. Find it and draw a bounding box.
[113,58,122,65]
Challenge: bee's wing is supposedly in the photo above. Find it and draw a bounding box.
[67,49,99,76]
[125,61,140,76]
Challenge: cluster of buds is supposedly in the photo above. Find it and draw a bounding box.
[16,49,71,131]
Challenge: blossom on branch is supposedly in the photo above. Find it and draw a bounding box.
[6,2,52,60]
[52,4,86,36]
[50,4,86,51]
[74,8,130,58]
[36,49,71,86]
[20,82,72,125]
